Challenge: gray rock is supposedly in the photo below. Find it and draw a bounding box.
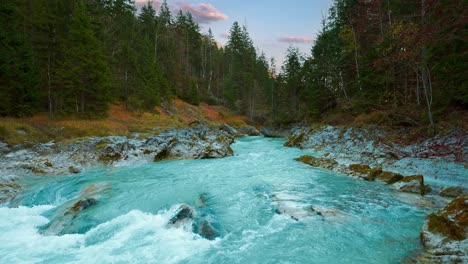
[168,204,194,227]
[237,125,261,136]
[392,175,427,195]
[219,124,237,135]
[0,125,235,176]
[261,127,290,138]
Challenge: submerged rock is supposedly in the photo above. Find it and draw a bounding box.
[65,198,98,215]
[274,202,312,221]
[198,220,218,240]
[310,205,347,219]
[420,196,468,262]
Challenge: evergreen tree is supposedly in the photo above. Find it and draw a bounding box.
[55,0,111,117]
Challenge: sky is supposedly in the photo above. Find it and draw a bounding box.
[135,0,331,70]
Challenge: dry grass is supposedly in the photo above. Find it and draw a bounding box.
[0,100,247,145]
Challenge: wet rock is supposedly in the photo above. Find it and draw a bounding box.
[393,175,427,195]
[237,125,261,136]
[0,125,235,176]
[365,167,382,181]
[295,155,338,170]
[375,171,403,184]
[310,205,346,218]
[420,196,468,262]
[284,130,306,147]
[154,147,171,162]
[440,186,467,198]
[349,164,371,175]
[274,203,312,221]
[65,198,98,215]
[169,204,194,227]
[68,166,81,174]
[0,176,22,204]
[198,220,218,240]
[41,197,99,236]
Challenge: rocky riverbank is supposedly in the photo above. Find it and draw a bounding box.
[284,125,468,262]
[0,123,237,204]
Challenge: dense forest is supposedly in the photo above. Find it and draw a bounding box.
[275,0,467,132]
[0,0,273,119]
[1,0,466,130]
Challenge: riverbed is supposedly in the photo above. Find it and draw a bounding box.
[0,137,429,263]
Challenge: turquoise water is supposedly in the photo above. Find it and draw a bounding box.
[1,137,428,263]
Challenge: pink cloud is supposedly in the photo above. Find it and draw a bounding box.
[278,36,314,43]
[177,2,228,24]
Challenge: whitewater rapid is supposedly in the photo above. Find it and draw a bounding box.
[0,137,430,263]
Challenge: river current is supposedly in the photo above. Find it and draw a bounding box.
[0,137,428,263]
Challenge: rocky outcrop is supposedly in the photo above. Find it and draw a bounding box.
[287,125,466,196]
[0,124,235,178]
[420,196,468,263]
[0,175,22,205]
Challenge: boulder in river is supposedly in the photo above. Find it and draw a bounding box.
[420,195,468,262]
[349,164,371,175]
[374,171,404,184]
[65,198,98,215]
[295,155,338,170]
[196,219,218,240]
[168,204,194,227]
[392,175,427,195]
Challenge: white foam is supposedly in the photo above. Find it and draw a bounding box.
[0,205,217,264]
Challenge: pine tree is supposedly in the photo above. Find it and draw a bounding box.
[56,0,111,117]
[0,1,38,116]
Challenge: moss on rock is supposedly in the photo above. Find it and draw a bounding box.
[349,164,371,175]
[427,196,467,241]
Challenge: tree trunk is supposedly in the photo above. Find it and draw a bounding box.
[350,24,362,91]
